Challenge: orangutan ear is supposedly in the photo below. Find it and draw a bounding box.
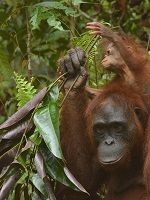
[85,86,102,100]
[134,107,148,129]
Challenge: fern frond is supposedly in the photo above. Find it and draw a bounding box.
[72,32,114,88]
[72,32,99,71]
[72,32,97,56]
[72,32,100,87]
[14,72,37,108]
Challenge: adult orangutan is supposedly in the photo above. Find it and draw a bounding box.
[86,22,150,197]
[57,47,149,200]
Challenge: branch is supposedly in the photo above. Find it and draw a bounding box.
[75,5,93,20]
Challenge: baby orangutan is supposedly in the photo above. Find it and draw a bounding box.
[86,22,150,95]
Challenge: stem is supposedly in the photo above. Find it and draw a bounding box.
[48,72,68,91]
[94,55,98,88]
[72,3,93,20]
[60,75,80,108]
[59,77,68,91]
[86,35,100,54]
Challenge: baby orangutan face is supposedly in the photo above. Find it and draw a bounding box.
[101,43,125,72]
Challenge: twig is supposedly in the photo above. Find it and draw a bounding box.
[60,75,79,108]
[94,55,98,88]
[59,77,68,91]
[86,35,100,54]
[73,4,93,21]
[48,72,68,91]
[77,7,93,20]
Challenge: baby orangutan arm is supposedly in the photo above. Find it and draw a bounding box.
[86,22,149,70]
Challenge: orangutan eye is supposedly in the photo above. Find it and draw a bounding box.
[107,49,111,55]
[93,124,106,135]
[116,125,123,133]
[112,122,126,133]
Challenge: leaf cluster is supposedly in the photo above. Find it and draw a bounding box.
[0,79,87,199]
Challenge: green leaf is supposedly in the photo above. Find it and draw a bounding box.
[34,105,62,159]
[40,144,77,190]
[35,1,78,16]
[47,15,64,31]
[30,2,78,30]
[30,7,52,30]
[32,174,48,198]
[49,85,60,137]
[17,172,28,184]
[32,192,43,200]
[30,130,42,146]
[35,2,67,10]
[143,27,150,34]
[16,141,34,169]
[49,84,59,102]
[34,86,63,159]
[64,7,78,17]
[30,7,41,30]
